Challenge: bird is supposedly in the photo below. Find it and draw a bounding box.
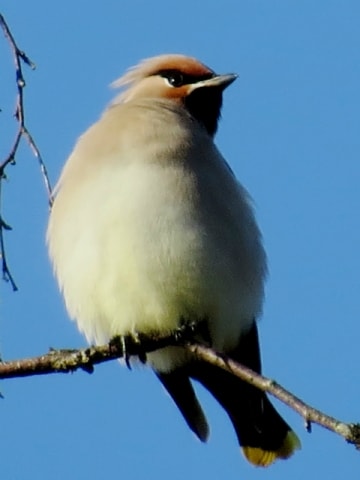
[47,53,300,467]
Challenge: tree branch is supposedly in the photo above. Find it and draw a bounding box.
[0,328,359,449]
[187,343,360,448]
[0,13,53,291]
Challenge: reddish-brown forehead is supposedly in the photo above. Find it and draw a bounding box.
[150,57,214,77]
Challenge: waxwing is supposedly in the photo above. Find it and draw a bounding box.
[47,54,300,467]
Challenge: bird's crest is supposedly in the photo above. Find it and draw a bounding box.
[111,54,214,102]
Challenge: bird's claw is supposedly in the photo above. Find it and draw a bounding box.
[109,333,147,369]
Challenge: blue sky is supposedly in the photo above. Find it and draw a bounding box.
[1,1,360,478]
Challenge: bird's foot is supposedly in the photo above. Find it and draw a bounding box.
[109,333,147,369]
[174,318,212,346]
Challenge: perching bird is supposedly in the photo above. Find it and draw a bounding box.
[47,54,300,467]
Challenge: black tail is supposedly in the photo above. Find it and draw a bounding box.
[156,323,300,467]
[156,368,209,442]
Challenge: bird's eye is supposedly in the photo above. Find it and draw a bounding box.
[166,72,184,88]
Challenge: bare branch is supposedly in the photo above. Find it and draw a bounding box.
[187,343,360,448]
[0,180,17,290]
[0,14,53,290]
[0,13,36,174]
[0,327,359,449]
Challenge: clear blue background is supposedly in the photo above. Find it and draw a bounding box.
[1,1,360,479]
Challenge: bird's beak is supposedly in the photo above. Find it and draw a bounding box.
[190,73,238,92]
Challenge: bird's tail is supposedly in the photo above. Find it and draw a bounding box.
[191,358,300,466]
[157,323,300,467]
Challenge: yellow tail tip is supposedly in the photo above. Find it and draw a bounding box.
[242,431,301,467]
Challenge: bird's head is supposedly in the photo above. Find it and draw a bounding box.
[112,54,237,136]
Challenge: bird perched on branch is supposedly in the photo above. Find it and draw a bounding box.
[47,54,300,467]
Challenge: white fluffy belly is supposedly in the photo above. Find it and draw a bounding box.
[49,160,264,371]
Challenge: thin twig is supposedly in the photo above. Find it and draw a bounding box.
[187,343,360,448]
[0,324,199,378]
[22,128,53,204]
[0,329,359,449]
[0,180,17,289]
[0,14,53,290]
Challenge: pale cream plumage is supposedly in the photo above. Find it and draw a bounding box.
[47,54,300,466]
